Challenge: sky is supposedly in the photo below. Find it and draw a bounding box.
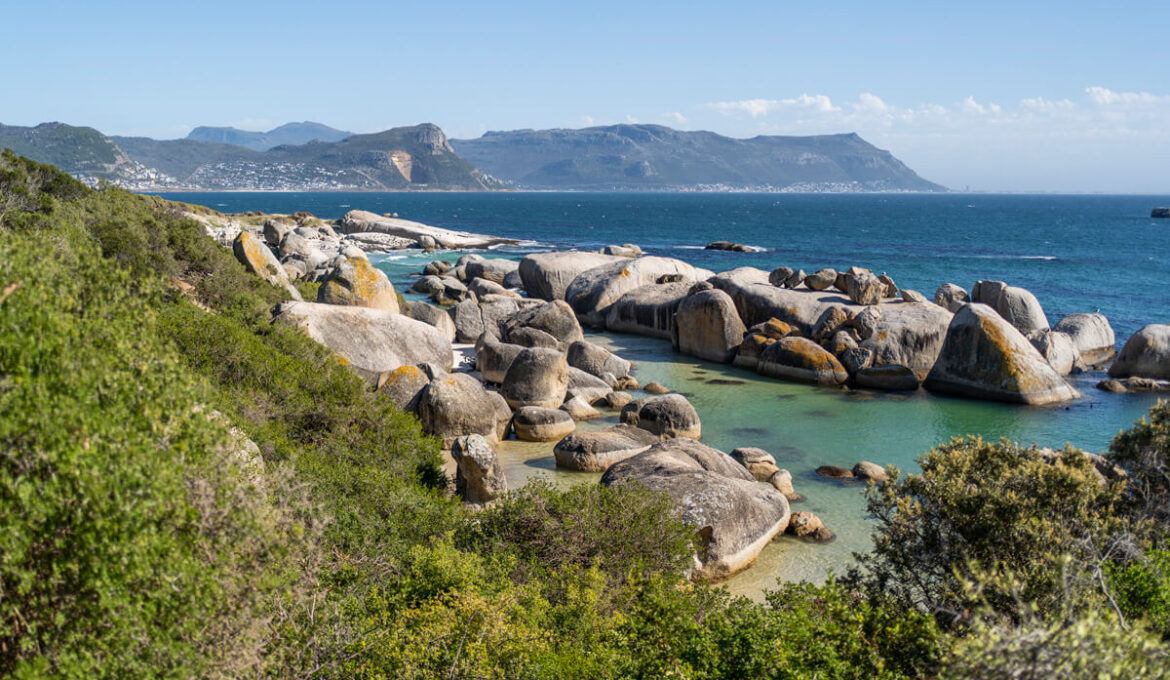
[2,0,1168,193]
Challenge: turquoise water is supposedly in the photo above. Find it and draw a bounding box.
[160,191,1170,596]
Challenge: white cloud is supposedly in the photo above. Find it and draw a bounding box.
[960,96,1001,114]
[625,114,640,124]
[662,111,687,125]
[579,115,594,126]
[708,93,840,118]
[1085,86,1170,106]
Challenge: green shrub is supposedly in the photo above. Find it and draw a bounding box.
[855,437,1127,623]
[1108,547,1170,640]
[1111,400,1170,527]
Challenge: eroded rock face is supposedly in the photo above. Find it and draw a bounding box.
[847,272,885,306]
[757,337,848,386]
[417,373,512,446]
[553,425,660,472]
[1054,313,1116,367]
[674,289,747,363]
[1109,324,1170,380]
[620,393,702,439]
[923,303,1080,405]
[233,231,302,300]
[499,300,583,350]
[518,251,626,301]
[730,447,780,482]
[512,406,575,442]
[272,301,452,378]
[566,256,710,327]
[500,347,569,409]
[451,434,506,504]
[934,283,970,312]
[601,439,791,581]
[604,282,693,339]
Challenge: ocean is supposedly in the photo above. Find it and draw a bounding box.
[160,191,1170,597]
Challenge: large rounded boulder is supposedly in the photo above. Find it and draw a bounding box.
[566,340,632,383]
[317,256,399,313]
[474,337,526,383]
[512,406,576,442]
[1054,313,1116,367]
[409,301,457,342]
[518,251,626,301]
[601,439,791,581]
[604,282,693,339]
[416,373,512,446]
[499,300,583,350]
[757,337,848,386]
[674,289,747,363]
[464,258,519,285]
[995,285,1049,333]
[619,393,701,439]
[233,231,302,300]
[565,256,709,327]
[553,424,660,472]
[272,301,452,378]
[933,283,969,312]
[1108,324,1170,380]
[500,347,570,409]
[923,303,1080,405]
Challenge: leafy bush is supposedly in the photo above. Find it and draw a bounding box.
[855,437,1128,623]
[1111,400,1170,527]
[1109,547,1170,640]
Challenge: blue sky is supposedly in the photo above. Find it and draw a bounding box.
[2,0,1168,192]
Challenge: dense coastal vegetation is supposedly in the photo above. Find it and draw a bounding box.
[2,150,1169,678]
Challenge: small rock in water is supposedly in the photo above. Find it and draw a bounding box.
[767,469,803,502]
[816,465,854,479]
[786,511,834,542]
[1152,207,1170,218]
[852,460,889,482]
[705,240,755,252]
[644,381,671,394]
[602,391,634,409]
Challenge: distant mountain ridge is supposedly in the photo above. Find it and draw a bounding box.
[185,121,352,151]
[451,124,945,191]
[0,120,943,193]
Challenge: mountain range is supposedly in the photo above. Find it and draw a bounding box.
[0,120,945,192]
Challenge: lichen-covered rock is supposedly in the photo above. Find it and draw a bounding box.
[730,447,780,482]
[620,393,702,439]
[518,251,626,301]
[567,340,632,384]
[500,300,583,350]
[934,283,970,312]
[602,439,791,580]
[317,256,399,312]
[272,301,451,378]
[924,303,1080,405]
[813,307,851,342]
[1054,313,1117,367]
[674,289,747,363]
[553,425,660,472]
[996,285,1049,333]
[512,406,575,442]
[603,281,692,339]
[757,337,848,386]
[732,333,773,371]
[500,347,569,409]
[233,231,301,300]
[1108,324,1170,380]
[451,434,506,504]
[417,373,512,446]
[566,256,710,327]
[376,364,433,411]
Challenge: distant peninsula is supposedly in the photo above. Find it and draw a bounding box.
[0,120,945,193]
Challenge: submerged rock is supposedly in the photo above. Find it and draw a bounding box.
[924,303,1080,405]
[786,511,834,543]
[602,439,791,580]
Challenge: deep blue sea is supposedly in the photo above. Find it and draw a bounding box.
[160,191,1170,594]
